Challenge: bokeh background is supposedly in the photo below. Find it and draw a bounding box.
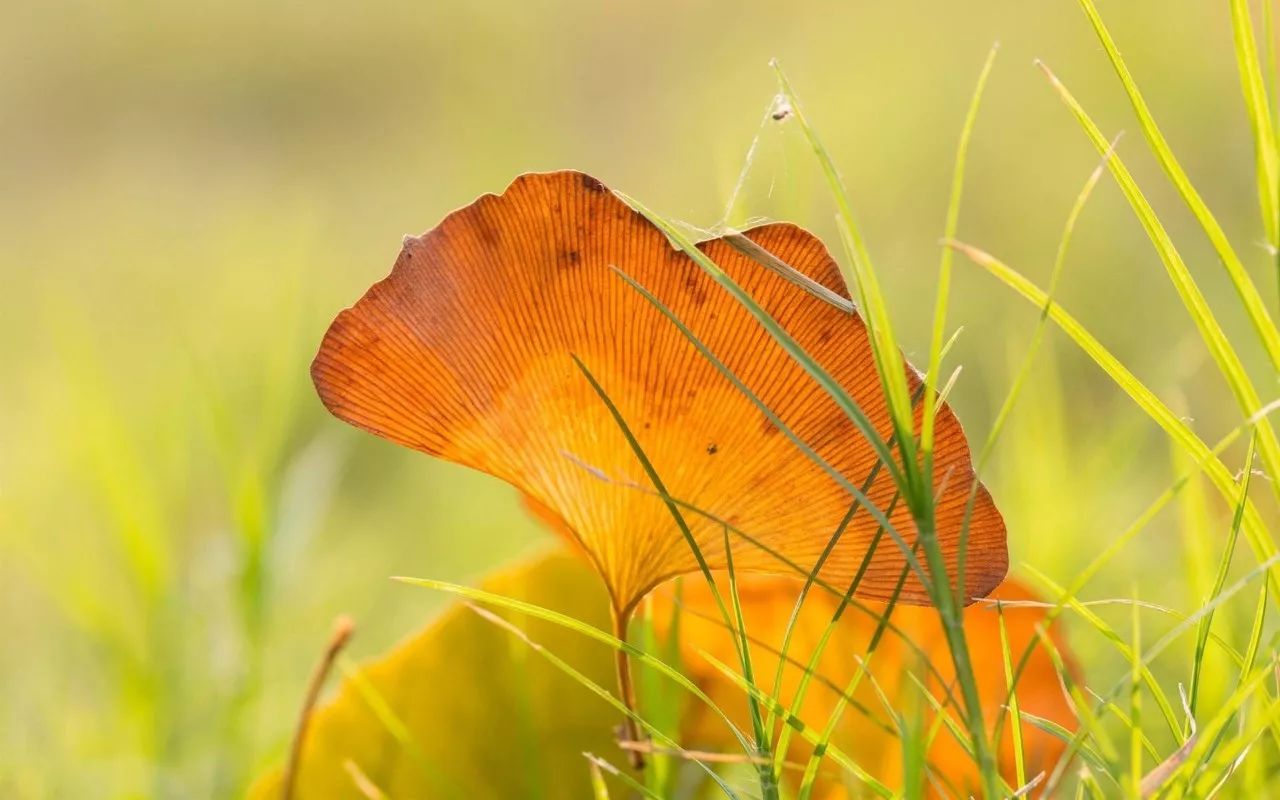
[3,1,1276,796]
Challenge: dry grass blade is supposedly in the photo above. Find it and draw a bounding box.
[281,616,355,800]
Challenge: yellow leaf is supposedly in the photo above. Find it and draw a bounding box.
[250,549,623,800]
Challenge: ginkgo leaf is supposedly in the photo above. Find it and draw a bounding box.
[652,574,1076,797]
[312,170,1007,618]
[249,549,622,800]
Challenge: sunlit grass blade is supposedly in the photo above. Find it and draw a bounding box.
[391,575,753,756]
[947,239,1280,594]
[1073,0,1280,365]
[1158,655,1280,794]
[1188,436,1257,725]
[722,525,779,798]
[1039,557,1280,794]
[971,138,1117,474]
[697,650,895,799]
[998,605,1027,790]
[584,754,664,800]
[1037,59,1280,520]
[1128,593,1143,796]
[462,603,741,799]
[1230,0,1280,249]
[1024,571,1181,741]
[333,656,462,797]
[1021,711,1113,778]
[924,40,998,483]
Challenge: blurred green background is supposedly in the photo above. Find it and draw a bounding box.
[3,1,1276,796]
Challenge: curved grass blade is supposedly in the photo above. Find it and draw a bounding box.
[463,603,741,799]
[1073,0,1280,365]
[1188,436,1258,725]
[948,239,1280,594]
[1037,60,1280,518]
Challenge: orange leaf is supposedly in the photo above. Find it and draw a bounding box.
[651,575,1076,797]
[312,170,1007,617]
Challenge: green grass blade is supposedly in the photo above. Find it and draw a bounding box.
[1073,0,1280,365]
[924,41,998,466]
[462,603,741,799]
[1037,60,1280,515]
[391,576,753,756]
[948,239,1280,594]
[698,650,895,799]
[1230,0,1280,248]
[584,754,665,800]
[722,526,779,799]
[587,760,613,800]
[998,605,1028,791]
[1128,593,1143,798]
[1188,436,1258,724]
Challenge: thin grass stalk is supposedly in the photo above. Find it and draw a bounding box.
[924,43,999,606]
[1188,436,1258,727]
[794,561,914,799]
[465,604,741,799]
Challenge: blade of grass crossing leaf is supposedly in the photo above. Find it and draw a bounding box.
[464,604,743,800]
[391,576,754,755]
[794,561,914,797]
[1038,61,1280,517]
[769,61,917,473]
[767,386,924,754]
[722,525,780,799]
[698,651,895,799]
[605,219,929,589]
[571,355,735,629]
[333,657,465,798]
[572,354,751,768]
[999,605,1028,790]
[1073,0,1280,365]
[1188,436,1257,726]
[1230,0,1280,249]
[578,478,963,706]
[771,495,903,776]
